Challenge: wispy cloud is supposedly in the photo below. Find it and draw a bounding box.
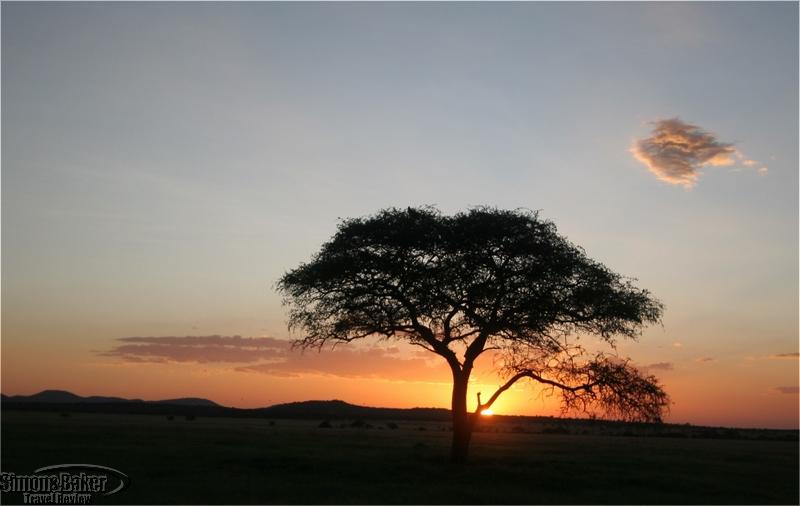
[770,352,799,360]
[101,336,450,383]
[236,347,449,383]
[745,352,800,361]
[643,362,674,372]
[774,386,799,394]
[695,357,715,363]
[631,118,766,188]
[101,335,289,363]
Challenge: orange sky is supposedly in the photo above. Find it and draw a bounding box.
[3,333,797,429]
[2,3,798,431]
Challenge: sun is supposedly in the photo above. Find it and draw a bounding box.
[480,409,494,416]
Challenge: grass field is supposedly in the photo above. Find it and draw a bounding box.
[2,410,798,504]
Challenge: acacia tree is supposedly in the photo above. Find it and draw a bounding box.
[278,207,669,463]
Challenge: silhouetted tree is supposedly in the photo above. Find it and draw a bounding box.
[278,207,669,463]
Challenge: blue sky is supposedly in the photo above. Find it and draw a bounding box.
[2,2,797,427]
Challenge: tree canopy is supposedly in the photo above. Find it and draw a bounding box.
[278,207,669,461]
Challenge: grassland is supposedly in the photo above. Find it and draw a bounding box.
[2,410,797,504]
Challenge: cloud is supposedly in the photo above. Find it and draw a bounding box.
[236,347,450,383]
[101,335,290,363]
[672,342,683,348]
[770,352,799,359]
[695,357,714,363]
[774,386,799,394]
[631,118,765,188]
[102,335,450,383]
[643,362,674,372]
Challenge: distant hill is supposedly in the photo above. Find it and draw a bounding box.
[0,392,441,418]
[1,391,448,421]
[257,399,450,421]
[153,398,220,407]
[1,391,796,442]
[2,390,218,407]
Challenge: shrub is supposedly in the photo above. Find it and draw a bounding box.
[542,426,569,435]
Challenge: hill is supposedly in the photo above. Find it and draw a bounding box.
[0,391,443,419]
[257,399,450,421]
[1,391,796,442]
[2,390,217,407]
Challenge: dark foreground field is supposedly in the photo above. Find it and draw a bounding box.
[2,411,798,504]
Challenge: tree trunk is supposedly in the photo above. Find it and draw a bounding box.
[450,372,473,464]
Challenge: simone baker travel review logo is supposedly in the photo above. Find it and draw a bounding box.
[0,464,129,504]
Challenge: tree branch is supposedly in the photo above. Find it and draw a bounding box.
[476,370,597,414]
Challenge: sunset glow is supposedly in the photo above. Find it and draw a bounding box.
[2,2,797,431]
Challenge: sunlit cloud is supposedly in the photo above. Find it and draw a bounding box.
[745,352,799,361]
[672,342,683,348]
[695,357,715,363]
[101,335,290,363]
[101,335,450,383]
[774,386,799,394]
[236,347,450,383]
[643,362,674,372]
[631,118,766,188]
[770,352,799,359]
